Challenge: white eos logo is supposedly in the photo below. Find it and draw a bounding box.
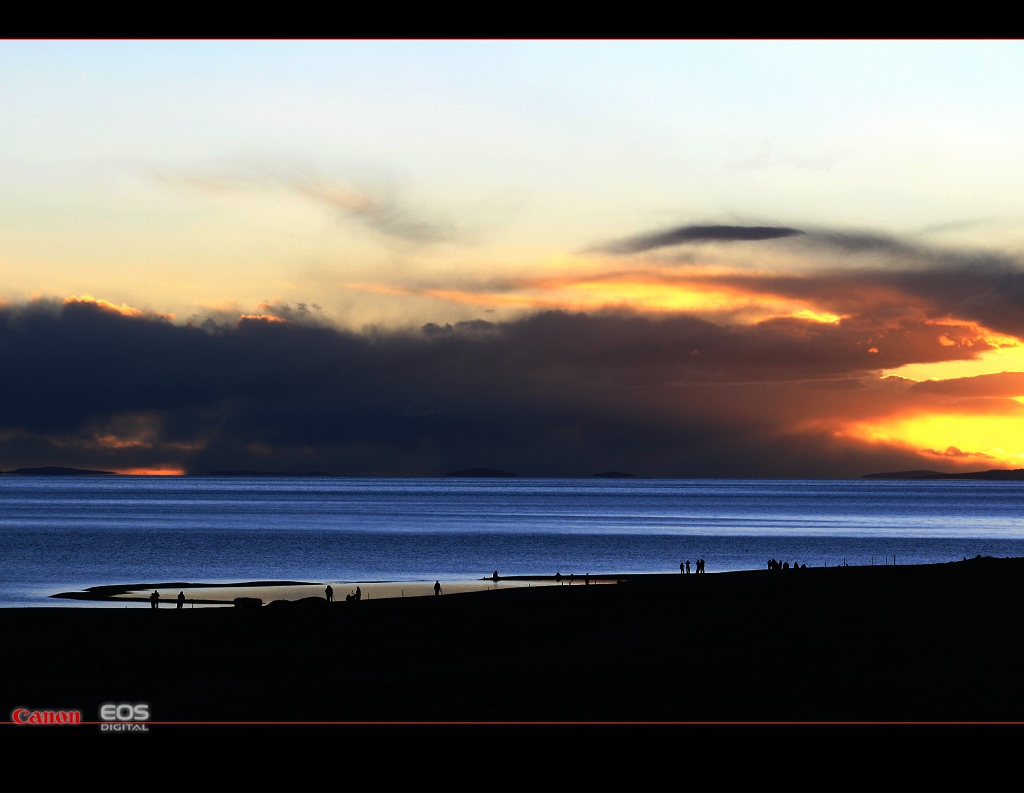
[99,703,150,732]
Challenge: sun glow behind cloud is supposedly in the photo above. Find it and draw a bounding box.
[351,272,852,324]
[882,336,1024,383]
[838,411,1024,470]
[63,295,146,317]
[63,295,175,321]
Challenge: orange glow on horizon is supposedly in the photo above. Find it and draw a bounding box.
[113,467,186,476]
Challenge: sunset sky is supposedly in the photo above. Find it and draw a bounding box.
[4,39,1024,477]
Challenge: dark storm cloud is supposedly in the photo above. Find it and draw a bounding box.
[0,296,995,478]
[591,225,805,255]
[861,262,1024,339]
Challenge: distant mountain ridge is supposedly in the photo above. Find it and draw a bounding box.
[1,466,116,476]
[863,469,1024,481]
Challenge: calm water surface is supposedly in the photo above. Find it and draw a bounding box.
[3,476,1024,607]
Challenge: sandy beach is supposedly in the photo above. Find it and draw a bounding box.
[48,574,613,607]
[5,557,1024,725]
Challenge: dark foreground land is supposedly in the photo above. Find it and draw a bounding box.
[4,556,1024,723]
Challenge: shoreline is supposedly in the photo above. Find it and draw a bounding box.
[6,556,1024,722]
[48,573,624,607]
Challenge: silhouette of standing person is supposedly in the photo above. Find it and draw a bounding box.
[686,560,691,574]
[325,585,334,602]
[355,586,361,601]
[177,591,185,610]
[150,590,159,609]
[492,570,499,582]
[434,580,441,596]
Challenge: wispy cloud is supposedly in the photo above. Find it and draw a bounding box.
[158,165,459,245]
[589,224,805,255]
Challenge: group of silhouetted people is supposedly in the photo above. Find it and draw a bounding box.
[324,581,442,598]
[768,559,806,570]
[679,559,706,574]
[150,590,186,609]
[325,584,363,601]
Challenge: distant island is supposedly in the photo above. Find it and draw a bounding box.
[863,469,1024,481]
[445,468,518,478]
[1,466,116,476]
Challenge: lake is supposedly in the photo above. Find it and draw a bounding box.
[3,475,1023,607]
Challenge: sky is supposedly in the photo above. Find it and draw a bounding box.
[3,39,1024,477]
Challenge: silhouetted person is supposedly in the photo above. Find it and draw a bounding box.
[686,560,691,574]
[177,591,185,610]
[556,571,562,583]
[150,590,159,610]
[325,585,334,602]
[698,558,705,574]
[680,562,685,574]
[355,586,361,601]
[434,580,441,596]
[492,570,499,582]
[585,573,589,586]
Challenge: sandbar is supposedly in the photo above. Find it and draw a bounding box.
[50,575,607,606]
